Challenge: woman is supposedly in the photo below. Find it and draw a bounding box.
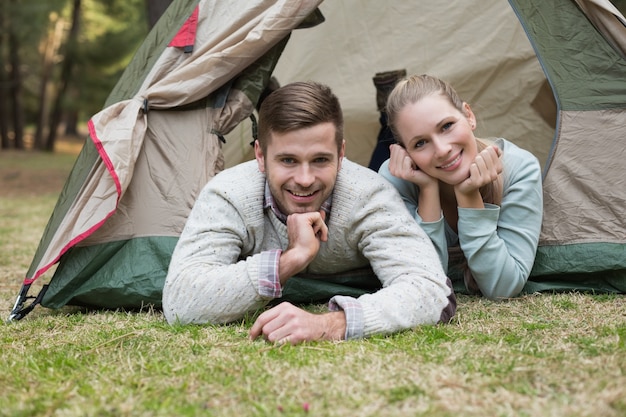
[378,74,543,299]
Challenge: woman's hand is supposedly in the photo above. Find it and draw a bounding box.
[455,145,503,202]
[388,144,437,189]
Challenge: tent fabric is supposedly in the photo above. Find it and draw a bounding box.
[223,0,557,169]
[574,0,626,58]
[14,0,322,312]
[508,0,626,291]
[168,6,199,50]
[9,0,626,320]
[225,0,626,292]
[22,0,202,286]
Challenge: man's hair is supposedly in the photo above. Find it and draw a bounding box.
[257,81,344,154]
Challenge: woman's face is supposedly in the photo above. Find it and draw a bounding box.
[395,93,478,186]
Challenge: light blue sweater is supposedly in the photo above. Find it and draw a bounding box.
[379,138,543,299]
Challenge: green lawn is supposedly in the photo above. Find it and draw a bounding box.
[1,150,624,417]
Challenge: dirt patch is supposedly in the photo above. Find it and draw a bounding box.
[1,136,83,198]
[1,164,70,197]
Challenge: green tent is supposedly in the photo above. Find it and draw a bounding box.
[9,0,626,320]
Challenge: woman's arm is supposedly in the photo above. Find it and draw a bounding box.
[378,159,449,270]
[458,141,543,299]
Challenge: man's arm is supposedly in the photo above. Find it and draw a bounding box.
[162,172,271,325]
[249,211,347,345]
[332,163,456,339]
[278,211,328,285]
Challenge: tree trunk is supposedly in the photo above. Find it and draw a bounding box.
[8,0,24,150]
[145,0,173,28]
[64,109,79,136]
[46,0,81,152]
[0,4,9,150]
[34,15,65,150]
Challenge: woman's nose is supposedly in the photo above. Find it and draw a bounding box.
[433,136,452,158]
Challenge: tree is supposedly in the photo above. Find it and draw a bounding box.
[145,0,172,28]
[8,0,25,149]
[33,13,65,149]
[45,0,81,151]
[0,0,149,152]
[1,0,65,151]
[0,3,9,149]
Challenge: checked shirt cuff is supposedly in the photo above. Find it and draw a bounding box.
[329,296,364,340]
[258,249,282,299]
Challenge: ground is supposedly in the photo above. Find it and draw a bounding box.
[0,135,83,197]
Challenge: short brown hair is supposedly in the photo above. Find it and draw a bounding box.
[257,81,344,154]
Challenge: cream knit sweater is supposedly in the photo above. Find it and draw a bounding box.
[163,159,455,338]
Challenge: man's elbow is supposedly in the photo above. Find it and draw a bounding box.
[162,291,248,326]
[161,283,213,325]
[162,293,196,325]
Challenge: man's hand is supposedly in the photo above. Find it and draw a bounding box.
[249,302,346,345]
[278,211,328,284]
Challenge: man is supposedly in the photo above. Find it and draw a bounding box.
[162,81,456,344]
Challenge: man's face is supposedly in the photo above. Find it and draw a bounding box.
[255,122,344,215]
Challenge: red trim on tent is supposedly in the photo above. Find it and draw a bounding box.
[22,120,123,285]
[169,6,199,48]
[87,119,123,199]
[23,216,114,285]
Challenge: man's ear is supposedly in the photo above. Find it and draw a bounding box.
[254,140,265,173]
[338,140,346,170]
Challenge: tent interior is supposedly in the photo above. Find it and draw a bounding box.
[223,0,558,170]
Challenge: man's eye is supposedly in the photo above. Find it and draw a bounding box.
[313,157,329,163]
[281,158,295,164]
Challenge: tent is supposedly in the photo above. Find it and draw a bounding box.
[9,0,626,321]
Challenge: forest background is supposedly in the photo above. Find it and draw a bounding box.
[0,0,172,153]
[1,0,625,155]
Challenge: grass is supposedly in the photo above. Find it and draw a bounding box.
[1,146,625,416]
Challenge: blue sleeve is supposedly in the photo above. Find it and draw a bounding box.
[378,160,449,270]
[458,142,543,299]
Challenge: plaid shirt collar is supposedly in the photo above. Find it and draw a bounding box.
[263,181,332,224]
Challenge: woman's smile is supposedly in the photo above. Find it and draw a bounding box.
[438,151,463,171]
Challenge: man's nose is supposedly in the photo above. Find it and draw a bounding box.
[294,164,315,187]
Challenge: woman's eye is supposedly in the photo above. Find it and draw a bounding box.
[414,139,426,149]
[442,122,453,131]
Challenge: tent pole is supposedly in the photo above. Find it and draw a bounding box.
[7,284,48,322]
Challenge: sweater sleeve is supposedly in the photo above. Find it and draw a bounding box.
[162,171,273,325]
[458,141,543,299]
[378,160,449,270]
[331,166,456,339]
